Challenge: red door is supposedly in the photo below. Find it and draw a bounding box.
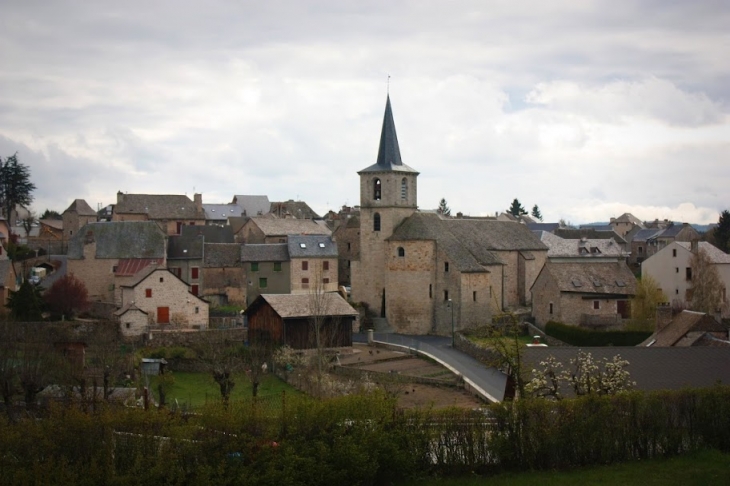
[157,307,170,324]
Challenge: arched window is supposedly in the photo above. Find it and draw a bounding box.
[397,247,405,257]
[373,213,381,231]
[373,178,382,201]
[401,178,407,200]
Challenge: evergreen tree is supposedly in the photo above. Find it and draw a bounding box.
[508,198,527,217]
[39,209,62,220]
[0,153,36,222]
[437,198,451,217]
[713,210,730,253]
[6,281,45,321]
[531,204,543,221]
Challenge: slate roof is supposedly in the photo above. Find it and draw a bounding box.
[538,261,637,296]
[359,95,419,174]
[654,223,688,239]
[270,200,321,219]
[241,244,289,263]
[288,235,338,258]
[554,228,627,245]
[68,222,166,259]
[645,310,727,347]
[537,232,625,258]
[676,242,730,263]
[167,235,204,260]
[612,213,642,224]
[203,204,244,220]
[580,224,614,232]
[114,194,204,219]
[232,195,271,217]
[180,224,234,243]
[249,217,331,237]
[522,347,730,394]
[228,216,251,235]
[63,199,97,216]
[631,228,662,242]
[204,243,242,267]
[248,293,358,319]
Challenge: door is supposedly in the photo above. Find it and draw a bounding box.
[157,307,170,324]
[617,300,630,319]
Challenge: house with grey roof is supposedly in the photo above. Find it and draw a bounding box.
[288,235,338,295]
[610,212,643,237]
[531,261,637,328]
[202,203,244,225]
[238,216,331,244]
[112,191,206,235]
[232,195,271,217]
[62,199,98,241]
[241,243,290,306]
[166,233,204,292]
[536,231,628,262]
[67,221,167,303]
[642,241,730,316]
[270,200,320,219]
[202,243,245,306]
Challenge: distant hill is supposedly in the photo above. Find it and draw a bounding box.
[580,222,717,234]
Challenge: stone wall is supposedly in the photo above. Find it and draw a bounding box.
[143,327,247,348]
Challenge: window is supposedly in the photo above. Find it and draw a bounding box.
[176,222,183,234]
[347,260,351,268]
[676,267,679,273]
[444,262,449,272]
[401,178,407,200]
[593,300,600,310]
[473,291,477,302]
[112,265,118,273]
[302,277,309,289]
[159,277,164,283]
[672,249,677,257]
[397,247,405,257]
[373,213,381,231]
[191,267,199,279]
[251,262,259,272]
[676,289,679,295]
[429,284,432,299]
[259,278,267,288]
[444,290,449,301]
[145,289,152,298]
[318,242,325,248]
[347,242,351,251]
[125,323,130,329]
[489,286,492,297]
[323,261,329,271]
[191,284,199,295]
[323,278,329,284]
[157,307,170,324]
[274,262,282,272]
[549,303,553,315]
[195,307,199,314]
[373,178,382,200]
[302,261,308,271]
[299,243,307,248]
[638,246,644,255]
[686,267,692,281]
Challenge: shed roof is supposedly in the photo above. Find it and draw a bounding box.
[167,235,204,260]
[180,224,234,243]
[203,204,244,220]
[248,293,358,318]
[646,310,727,347]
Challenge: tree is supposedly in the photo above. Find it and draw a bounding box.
[626,275,667,331]
[436,198,451,217]
[714,210,730,253]
[689,247,724,314]
[531,205,543,221]
[508,198,527,217]
[40,209,62,220]
[482,316,529,399]
[6,281,45,321]
[44,274,90,319]
[195,337,243,405]
[0,153,36,223]
[21,210,36,238]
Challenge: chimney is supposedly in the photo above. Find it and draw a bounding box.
[193,193,202,213]
[117,191,124,204]
[691,239,699,254]
[655,302,672,331]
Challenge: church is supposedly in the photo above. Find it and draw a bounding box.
[350,96,548,335]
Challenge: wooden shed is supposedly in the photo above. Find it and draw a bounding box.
[245,293,357,349]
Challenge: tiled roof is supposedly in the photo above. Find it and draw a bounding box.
[554,228,627,245]
[539,261,637,295]
[249,217,331,237]
[523,347,730,394]
[114,194,204,219]
[537,232,625,258]
[203,204,243,220]
[270,200,321,219]
[648,310,726,347]
[676,242,730,264]
[63,199,97,216]
[288,235,338,258]
[204,243,242,267]
[241,244,289,263]
[68,222,166,259]
[40,219,63,231]
[167,235,204,259]
[249,293,358,318]
[359,96,419,174]
[114,258,161,276]
[180,225,234,243]
[232,195,271,217]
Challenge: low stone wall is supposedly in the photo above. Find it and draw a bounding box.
[333,363,462,388]
[145,328,247,348]
[453,332,501,367]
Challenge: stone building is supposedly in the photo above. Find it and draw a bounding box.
[62,199,98,241]
[332,213,360,286]
[112,192,206,235]
[202,243,244,306]
[237,217,330,244]
[288,235,338,295]
[241,244,290,306]
[350,96,547,335]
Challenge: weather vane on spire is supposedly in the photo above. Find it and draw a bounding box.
[387,74,390,94]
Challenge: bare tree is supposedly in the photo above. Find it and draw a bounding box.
[195,336,244,405]
[689,247,724,314]
[21,210,36,238]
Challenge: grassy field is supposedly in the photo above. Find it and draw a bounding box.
[400,449,730,486]
[148,371,299,408]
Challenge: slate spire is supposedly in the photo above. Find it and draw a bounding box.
[375,95,403,168]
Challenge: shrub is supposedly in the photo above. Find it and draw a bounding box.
[545,321,652,346]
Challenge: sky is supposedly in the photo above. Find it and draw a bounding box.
[1,1,729,225]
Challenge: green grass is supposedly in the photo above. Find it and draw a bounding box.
[469,334,536,347]
[148,371,299,408]
[399,449,730,485]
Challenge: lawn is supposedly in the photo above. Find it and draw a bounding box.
[148,371,299,408]
[399,449,730,486]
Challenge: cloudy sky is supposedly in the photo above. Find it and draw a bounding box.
[1,1,728,224]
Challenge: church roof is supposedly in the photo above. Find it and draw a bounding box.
[359,96,419,174]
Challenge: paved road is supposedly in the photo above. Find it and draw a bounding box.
[353,332,507,402]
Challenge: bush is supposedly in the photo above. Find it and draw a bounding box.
[545,321,652,346]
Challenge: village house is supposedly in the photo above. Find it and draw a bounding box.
[202,243,245,306]
[269,200,320,219]
[241,243,290,306]
[535,231,628,262]
[288,235,339,295]
[62,199,99,241]
[331,212,360,286]
[232,195,271,217]
[67,221,167,303]
[112,192,206,235]
[641,241,730,315]
[116,266,209,337]
[237,216,331,244]
[350,95,547,336]
[245,293,357,349]
[609,212,643,237]
[530,261,637,328]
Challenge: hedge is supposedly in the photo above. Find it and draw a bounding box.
[545,320,652,346]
